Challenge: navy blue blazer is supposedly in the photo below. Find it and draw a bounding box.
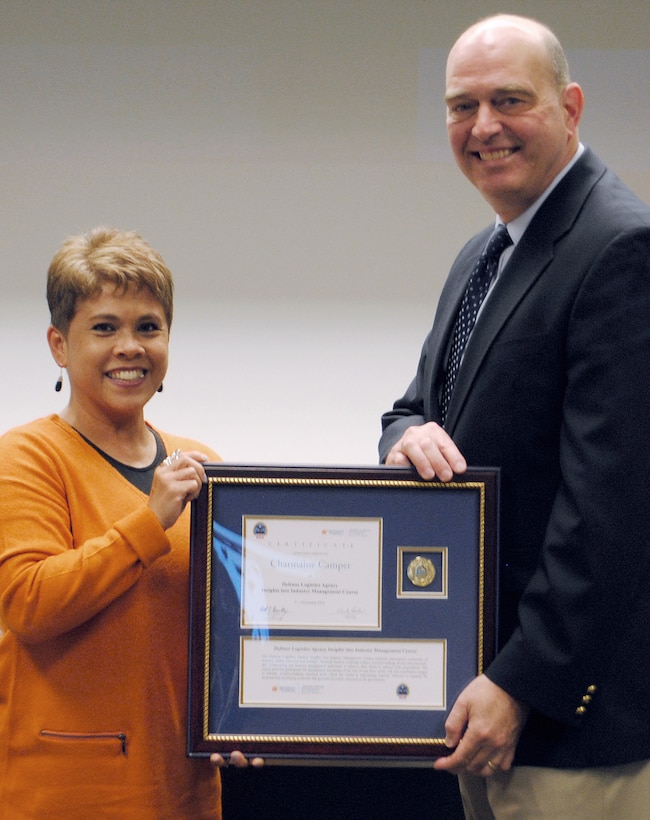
[380,148,650,768]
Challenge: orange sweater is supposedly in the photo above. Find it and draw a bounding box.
[0,415,222,819]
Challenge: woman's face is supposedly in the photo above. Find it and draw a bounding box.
[49,282,169,425]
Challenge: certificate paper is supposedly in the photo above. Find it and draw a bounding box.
[240,637,445,710]
[241,516,382,629]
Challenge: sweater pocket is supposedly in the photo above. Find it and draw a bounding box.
[40,728,128,756]
[4,729,133,817]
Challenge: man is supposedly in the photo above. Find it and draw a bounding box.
[379,14,650,819]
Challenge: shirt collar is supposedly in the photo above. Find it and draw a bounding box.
[498,143,585,245]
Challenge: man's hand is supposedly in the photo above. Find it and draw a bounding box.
[385,422,467,481]
[433,675,529,777]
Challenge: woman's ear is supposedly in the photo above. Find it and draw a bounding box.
[47,325,66,367]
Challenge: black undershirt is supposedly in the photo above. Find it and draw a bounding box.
[79,428,167,494]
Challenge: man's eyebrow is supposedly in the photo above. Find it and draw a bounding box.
[494,85,535,97]
[445,85,534,104]
[445,91,471,105]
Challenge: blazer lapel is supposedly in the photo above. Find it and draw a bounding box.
[442,148,607,433]
[443,239,554,431]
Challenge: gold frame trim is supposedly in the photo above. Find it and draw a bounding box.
[201,475,487,748]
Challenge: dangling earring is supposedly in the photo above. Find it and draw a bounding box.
[55,367,63,393]
[157,383,163,393]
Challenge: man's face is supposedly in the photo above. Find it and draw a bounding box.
[445,21,582,222]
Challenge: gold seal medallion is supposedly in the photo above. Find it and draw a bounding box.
[407,556,436,588]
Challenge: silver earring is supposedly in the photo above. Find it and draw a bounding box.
[55,368,63,393]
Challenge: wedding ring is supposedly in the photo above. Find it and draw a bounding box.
[487,760,498,773]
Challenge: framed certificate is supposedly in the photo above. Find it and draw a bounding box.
[187,464,498,765]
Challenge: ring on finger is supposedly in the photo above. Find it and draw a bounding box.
[487,760,498,773]
[162,448,182,467]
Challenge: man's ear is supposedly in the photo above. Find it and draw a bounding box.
[562,82,584,136]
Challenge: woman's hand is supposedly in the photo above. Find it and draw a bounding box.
[147,450,209,530]
[210,751,265,768]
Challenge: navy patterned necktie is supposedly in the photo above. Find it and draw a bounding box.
[440,223,512,424]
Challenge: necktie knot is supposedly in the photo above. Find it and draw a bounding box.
[440,224,512,425]
[483,223,512,264]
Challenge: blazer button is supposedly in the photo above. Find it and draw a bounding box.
[587,685,597,694]
[575,705,587,716]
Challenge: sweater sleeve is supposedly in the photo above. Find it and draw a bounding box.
[0,422,171,643]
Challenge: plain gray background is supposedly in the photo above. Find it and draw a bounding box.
[2,0,648,464]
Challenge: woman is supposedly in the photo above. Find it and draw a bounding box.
[0,227,233,817]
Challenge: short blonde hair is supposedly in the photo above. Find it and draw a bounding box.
[47,226,174,333]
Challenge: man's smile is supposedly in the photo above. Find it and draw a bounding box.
[474,147,519,161]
